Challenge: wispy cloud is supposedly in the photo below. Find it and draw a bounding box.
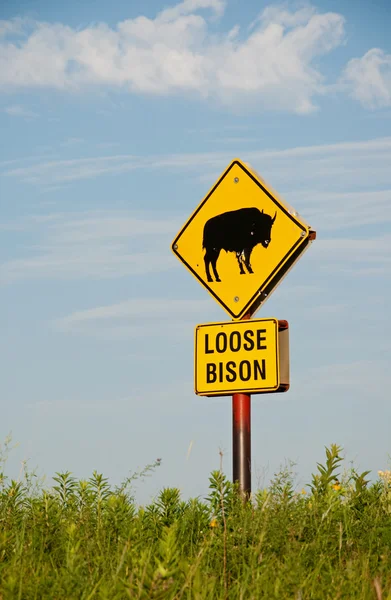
[2,138,391,225]
[37,211,178,242]
[96,141,120,150]
[60,137,84,147]
[0,153,59,168]
[0,2,346,113]
[0,249,174,284]
[0,211,178,284]
[291,188,391,231]
[26,379,193,416]
[2,156,202,187]
[301,360,389,392]
[58,297,208,324]
[54,297,211,339]
[1,137,390,285]
[4,104,38,118]
[309,236,391,275]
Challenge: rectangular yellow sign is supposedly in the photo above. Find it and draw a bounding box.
[195,318,289,396]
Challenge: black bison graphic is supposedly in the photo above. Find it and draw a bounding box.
[202,207,276,283]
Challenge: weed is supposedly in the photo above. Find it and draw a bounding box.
[0,444,391,599]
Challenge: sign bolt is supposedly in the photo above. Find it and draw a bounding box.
[173,243,178,250]
[234,296,239,302]
[234,177,239,183]
[300,231,306,237]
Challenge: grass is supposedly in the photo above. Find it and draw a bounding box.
[1,441,391,599]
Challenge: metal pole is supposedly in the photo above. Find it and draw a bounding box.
[232,312,251,497]
[232,392,251,497]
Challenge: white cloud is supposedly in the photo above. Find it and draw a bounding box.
[4,104,38,118]
[0,17,26,38]
[158,0,226,21]
[217,9,345,114]
[251,5,317,30]
[342,48,391,109]
[0,2,345,113]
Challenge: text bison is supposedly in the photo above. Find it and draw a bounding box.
[202,207,276,282]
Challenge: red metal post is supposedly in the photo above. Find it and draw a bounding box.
[232,312,251,497]
[232,392,251,496]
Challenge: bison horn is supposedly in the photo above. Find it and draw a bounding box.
[261,209,263,213]
[272,211,277,224]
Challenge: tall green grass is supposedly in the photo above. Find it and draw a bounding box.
[1,441,391,599]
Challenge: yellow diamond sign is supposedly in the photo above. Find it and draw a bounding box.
[172,159,316,320]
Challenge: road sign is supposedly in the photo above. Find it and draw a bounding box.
[195,318,289,397]
[172,159,315,319]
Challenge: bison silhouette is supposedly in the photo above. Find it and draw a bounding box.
[202,207,276,283]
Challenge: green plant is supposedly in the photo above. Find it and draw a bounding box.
[53,471,77,507]
[309,443,343,496]
[0,443,391,599]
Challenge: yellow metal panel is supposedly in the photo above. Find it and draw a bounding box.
[195,318,280,396]
[172,159,313,320]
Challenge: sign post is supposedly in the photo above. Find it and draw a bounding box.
[172,157,315,497]
[232,391,251,497]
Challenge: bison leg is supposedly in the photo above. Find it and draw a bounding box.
[211,249,221,282]
[244,248,254,274]
[204,252,213,282]
[204,249,221,282]
[236,251,246,275]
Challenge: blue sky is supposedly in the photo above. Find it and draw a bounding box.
[0,0,390,502]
